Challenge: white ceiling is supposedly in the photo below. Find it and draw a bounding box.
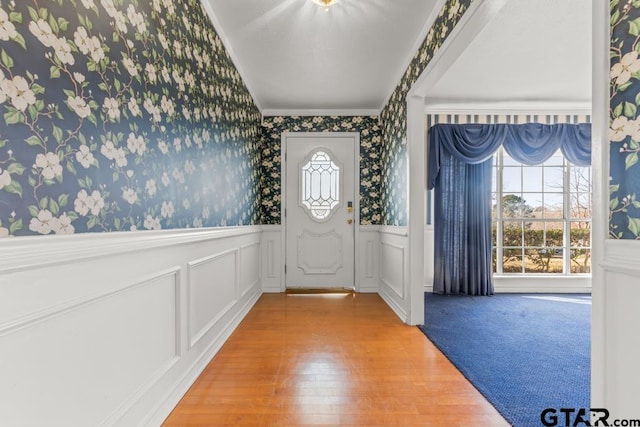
[203,0,440,113]
[202,0,592,114]
[426,0,592,112]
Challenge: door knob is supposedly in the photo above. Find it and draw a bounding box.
[347,219,353,224]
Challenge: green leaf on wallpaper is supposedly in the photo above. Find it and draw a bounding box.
[25,135,41,146]
[7,163,25,175]
[49,200,60,216]
[27,7,38,22]
[611,184,620,193]
[66,159,76,175]
[58,194,69,208]
[114,79,121,91]
[50,65,60,79]
[611,198,620,211]
[624,102,637,118]
[98,82,108,93]
[12,34,26,50]
[629,217,640,236]
[630,139,640,150]
[85,176,92,188]
[27,205,39,217]
[87,113,97,126]
[87,216,97,230]
[9,218,23,234]
[114,217,121,230]
[9,12,22,23]
[27,105,37,122]
[48,15,59,34]
[39,197,49,210]
[52,125,63,143]
[629,18,640,36]
[1,49,13,68]
[112,171,119,182]
[38,7,48,20]
[619,81,633,92]
[614,103,623,117]
[58,17,69,32]
[626,152,639,170]
[3,180,22,197]
[66,211,78,221]
[4,109,23,125]
[613,10,621,26]
[27,175,36,187]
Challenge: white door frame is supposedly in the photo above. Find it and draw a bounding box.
[280,132,361,291]
[404,0,606,408]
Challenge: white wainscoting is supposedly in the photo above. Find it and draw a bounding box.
[261,225,283,293]
[358,225,380,293]
[378,226,409,322]
[597,240,640,419]
[424,227,435,292]
[0,226,263,427]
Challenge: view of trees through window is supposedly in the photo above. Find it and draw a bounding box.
[491,148,592,274]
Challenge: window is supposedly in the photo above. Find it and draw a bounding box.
[301,150,340,221]
[491,148,591,274]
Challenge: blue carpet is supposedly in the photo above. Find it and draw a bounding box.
[418,293,590,427]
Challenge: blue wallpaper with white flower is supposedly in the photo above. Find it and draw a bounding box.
[610,0,640,239]
[260,115,382,225]
[0,0,261,237]
[380,0,473,226]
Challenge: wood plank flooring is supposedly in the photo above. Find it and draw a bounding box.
[163,293,509,426]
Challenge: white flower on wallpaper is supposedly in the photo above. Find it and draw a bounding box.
[67,95,91,118]
[122,188,138,205]
[103,97,120,121]
[1,75,35,111]
[0,167,11,189]
[0,9,18,41]
[35,152,62,180]
[611,51,640,86]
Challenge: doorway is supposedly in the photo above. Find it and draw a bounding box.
[282,132,359,289]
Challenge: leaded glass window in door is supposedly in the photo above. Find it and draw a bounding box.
[301,150,340,221]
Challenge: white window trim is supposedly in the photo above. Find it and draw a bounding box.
[492,147,592,276]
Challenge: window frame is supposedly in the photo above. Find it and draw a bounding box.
[492,147,592,275]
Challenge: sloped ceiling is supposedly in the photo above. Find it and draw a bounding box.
[202,0,439,113]
[203,0,592,114]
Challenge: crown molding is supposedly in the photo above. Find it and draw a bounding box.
[199,0,264,112]
[262,109,380,117]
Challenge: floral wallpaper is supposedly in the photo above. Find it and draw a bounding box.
[610,0,640,239]
[260,115,381,225]
[0,0,261,237]
[380,0,473,226]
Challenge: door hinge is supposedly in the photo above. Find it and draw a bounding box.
[285,208,287,218]
[284,264,287,274]
[284,152,287,162]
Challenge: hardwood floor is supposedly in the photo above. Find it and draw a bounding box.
[163,293,508,426]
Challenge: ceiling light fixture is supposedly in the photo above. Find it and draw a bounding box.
[311,0,339,12]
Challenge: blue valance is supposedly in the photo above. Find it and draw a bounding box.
[428,123,592,190]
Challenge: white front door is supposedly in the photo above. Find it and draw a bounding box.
[284,133,357,289]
